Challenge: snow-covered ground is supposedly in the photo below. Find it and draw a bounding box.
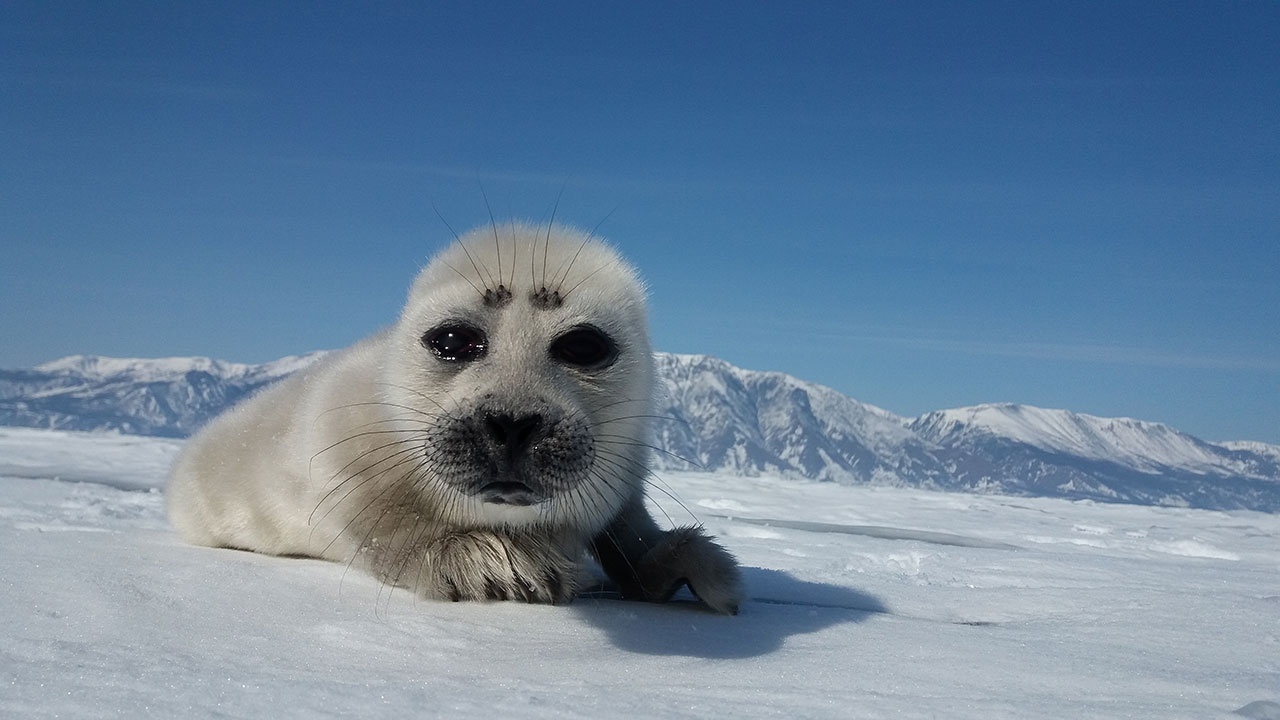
[2,427,1277,719]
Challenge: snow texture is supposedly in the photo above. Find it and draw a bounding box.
[2,427,1277,718]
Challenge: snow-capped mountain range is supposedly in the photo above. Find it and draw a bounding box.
[3,352,1277,511]
[0,353,326,438]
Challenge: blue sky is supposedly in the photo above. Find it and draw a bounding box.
[3,2,1278,443]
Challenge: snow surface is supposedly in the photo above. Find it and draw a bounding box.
[2,427,1277,719]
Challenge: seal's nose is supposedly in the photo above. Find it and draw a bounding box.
[484,412,544,459]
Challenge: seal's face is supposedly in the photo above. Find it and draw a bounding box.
[383,222,654,534]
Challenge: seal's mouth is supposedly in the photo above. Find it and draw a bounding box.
[478,481,541,506]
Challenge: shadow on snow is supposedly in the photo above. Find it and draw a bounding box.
[573,566,886,659]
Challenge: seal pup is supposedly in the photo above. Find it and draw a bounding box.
[167,221,743,614]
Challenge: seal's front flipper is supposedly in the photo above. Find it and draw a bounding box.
[591,499,742,615]
[633,525,742,615]
[404,530,579,604]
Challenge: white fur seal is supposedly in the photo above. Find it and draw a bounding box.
[167,221,742,614]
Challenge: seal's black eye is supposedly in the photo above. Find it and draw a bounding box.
[550,326,618,369]
[422,324,487,362]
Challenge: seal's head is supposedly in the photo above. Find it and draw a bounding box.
[384,222,654,535]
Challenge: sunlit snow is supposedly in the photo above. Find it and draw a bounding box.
[1,427,1276,719]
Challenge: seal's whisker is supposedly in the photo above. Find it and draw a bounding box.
[588,396,650,413]
[371,476,438,614]
[310,442,429,533]
[312,432,433,490]
[438,258,486,302]
[540,183,565,289]
[594,434,702,468]
[555,260,604,300]
[548,204,616,291]
[338,472,423,607]
[329,456,428,560]
[592,449,700,526]
[595,412,691,427]
[317,400,444,422]
[589,453,680,528]
[433,203,495,292]
[479,179,503,289]
[322,415,436,437]
[310,438,426,505]
[505,216,518,292]
[310,447,425,534]
[575,466,629,527]
[374,383,453,415]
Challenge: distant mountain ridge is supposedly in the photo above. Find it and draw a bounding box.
[0,353,327,437]
[3,352,1278,512]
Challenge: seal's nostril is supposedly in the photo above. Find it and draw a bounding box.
[484,413,544,455]
[485,414,509,444]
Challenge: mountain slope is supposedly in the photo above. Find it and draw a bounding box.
[0,353,326,437]
[911,403,1248,476]
[910,404,1280,510]
[2,352,1278,511]
[653,354,944,486]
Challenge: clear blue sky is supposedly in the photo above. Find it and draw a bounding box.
[3,2,1278,443]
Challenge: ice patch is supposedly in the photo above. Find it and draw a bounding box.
[883,550,932,576]
[725,525,784,540]
[1072,524,1110,535]
[1024,535,1109,548]
[724,516,1022,550]
[13,522,112,533]
[1150,539,1240,561]
[695,498,749,513]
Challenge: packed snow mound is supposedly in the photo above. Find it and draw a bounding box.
[0,426,181,490]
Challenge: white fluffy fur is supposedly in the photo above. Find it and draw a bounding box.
[168,222,742,613]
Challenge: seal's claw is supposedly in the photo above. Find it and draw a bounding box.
[633,526,743,615]
[423,531,579,605]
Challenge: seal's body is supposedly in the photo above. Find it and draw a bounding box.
[167,222,742,613]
